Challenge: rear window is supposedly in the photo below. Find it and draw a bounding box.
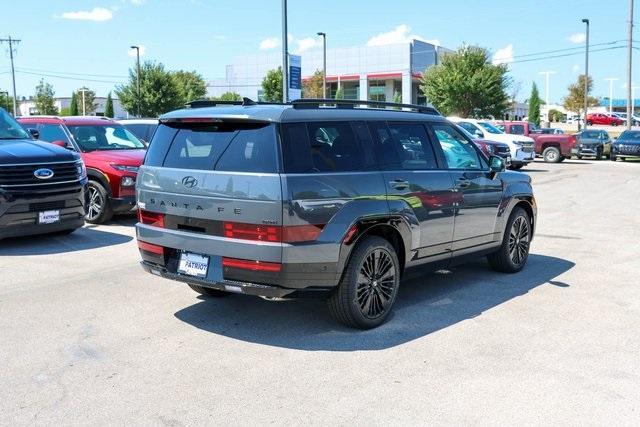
[145,122,278,173]
[509,124,525,135]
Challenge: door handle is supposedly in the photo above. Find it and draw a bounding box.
[390,179,410,190]
[456,177,471,188]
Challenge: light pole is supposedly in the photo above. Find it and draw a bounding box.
[582,18,590,130]
[78,88,88,116]
[627,0,635,129]
[130,45,141,117]
[317,32,327,98]
[281,0,289,103]
[539,71,556,106]
[604,78,619,114]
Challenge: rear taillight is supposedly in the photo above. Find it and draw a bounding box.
[137,240,165,255]
[138,209,165,228]
[222,222,324,243]
[222,257,282,272]
[223,222,281,242]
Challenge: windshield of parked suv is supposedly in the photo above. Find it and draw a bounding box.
[0,108,30,140]
[67,125,145,151]
[618,131,640,141]
[478,122,503,134]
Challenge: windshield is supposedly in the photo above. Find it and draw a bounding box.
[0,108,30,140]
[478,122,503,134]
[581,131,600,139]
[67,125,145,151]
[618,131,640,140]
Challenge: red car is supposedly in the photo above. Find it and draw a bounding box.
[18,116,146,224]
[586,113,624,126]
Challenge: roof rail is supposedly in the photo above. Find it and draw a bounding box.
[185,97,261,109]
[291,98,441,115]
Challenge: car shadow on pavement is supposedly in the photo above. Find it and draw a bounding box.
[0,227,133,256]
[174,253,574,351]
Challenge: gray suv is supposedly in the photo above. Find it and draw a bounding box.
[136,99,536,329]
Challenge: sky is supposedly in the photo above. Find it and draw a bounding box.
[0,0,634,105]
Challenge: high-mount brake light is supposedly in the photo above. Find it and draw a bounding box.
[138,209,165,228]
[161,118,222,124]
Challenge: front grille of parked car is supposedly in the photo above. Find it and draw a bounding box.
[617,144,640,153]
[29,200,66,212]
[0,161,81,188]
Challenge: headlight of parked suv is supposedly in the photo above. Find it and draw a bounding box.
[485,144,495,154]
[75,160,87,179]
[121,176,136,187]
[111,164,139,173]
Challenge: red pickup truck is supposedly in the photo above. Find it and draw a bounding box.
[497,121,578,163]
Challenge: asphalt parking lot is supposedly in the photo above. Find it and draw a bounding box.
[1,159,639,425]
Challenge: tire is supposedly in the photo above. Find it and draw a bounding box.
[576,155,583,160]
[487,207,532,273]
[621,157,626,162]
[542,146,562,163]
[188,283,229,297]
[510,164,524,170]
[328,236,401,329]
[559,156,566,162]
[587,120,593,126]
[611,153,617,161]
[595,147,603,161]
[86,180,113,224]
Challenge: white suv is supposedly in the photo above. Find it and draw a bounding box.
[448,117,535,169]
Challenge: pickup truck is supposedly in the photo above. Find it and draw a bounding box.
[497,121,578,163]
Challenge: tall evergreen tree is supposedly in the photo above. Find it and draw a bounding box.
[529,83,541,126]
[105,92,114,118]
[70,92,79,116]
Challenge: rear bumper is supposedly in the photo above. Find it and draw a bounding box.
[577,146,602,156]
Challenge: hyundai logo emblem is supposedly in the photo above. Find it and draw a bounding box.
[181,176,198,188]
[34,168,55,180]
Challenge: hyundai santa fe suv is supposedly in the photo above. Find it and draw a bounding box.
[136,99,537,329]
[18,116,146,223]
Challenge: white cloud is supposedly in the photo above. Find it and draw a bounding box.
[295,37,321,53]
[130,0,147,4]
[259,37,280,50]
[568,33,586,44]
[128,45,146,57]
[59,7,113,21]
[572,64,580,73]
[366,24,438,47]
[492,44,514,65]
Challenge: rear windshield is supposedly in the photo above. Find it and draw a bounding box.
[145,122,278,173]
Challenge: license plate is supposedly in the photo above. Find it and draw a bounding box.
[177,252,209,277]
[38,210,60,224]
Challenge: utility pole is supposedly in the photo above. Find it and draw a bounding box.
[281,0,289,103]
[582,19,590,130]
[317,32,327,98]
[604,78,619,114]
[539,71,556,106]
[627,0,635,129]
[130,46,141,117]
[78,88,88,116]
[0,36,21,116]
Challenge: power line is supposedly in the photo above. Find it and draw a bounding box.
[15,66,128,79]
[0,36,21,115]
[14,70,124,84]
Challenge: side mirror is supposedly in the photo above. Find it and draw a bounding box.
[27,128,40,140]
[51,140,67,148]
[489,155,506,173]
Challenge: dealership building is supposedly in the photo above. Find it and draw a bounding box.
[207,40,451,104]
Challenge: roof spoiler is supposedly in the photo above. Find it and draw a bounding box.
[185,97,265,109]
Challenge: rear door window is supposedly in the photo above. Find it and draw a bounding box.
[146,122,278,172]
[369,122,438,170]
[281,122,372,173]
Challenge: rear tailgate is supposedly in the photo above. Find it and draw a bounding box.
[136,119,283,266]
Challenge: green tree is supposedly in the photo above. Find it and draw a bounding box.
[172,70,207,105]
[563,74,599,122]
[529,82,541,126]
[115,61,182,117]
[302,69,324,98]
[334,87,344,100]
[392,91,402,104]
[215,91,242,101]
[548,108,566,122]
[0,90,16,112]
[420,45,511,117]
[76,87,97,115]
[69,91,79,116]
[34,79,58,115]
[105,92,114,118]
[261,67,283,102]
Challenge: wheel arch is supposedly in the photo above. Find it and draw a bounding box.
[86,168,112,196]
